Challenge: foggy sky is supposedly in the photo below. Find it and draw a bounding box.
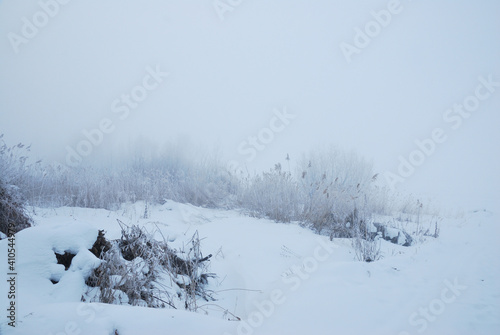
[1,0,499,210]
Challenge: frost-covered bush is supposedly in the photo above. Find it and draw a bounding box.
[352,230,381,263]
[238,164,301,222]
[0,181,31,238]
[0,137,32,237]
[85,221,215,310]
[297,148,374,226]
[238,148,383,236]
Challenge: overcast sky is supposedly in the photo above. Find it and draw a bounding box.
[0,0,499,210]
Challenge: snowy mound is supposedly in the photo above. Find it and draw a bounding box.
[10,222,100,306]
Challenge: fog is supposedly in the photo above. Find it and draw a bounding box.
[1,0,499,210]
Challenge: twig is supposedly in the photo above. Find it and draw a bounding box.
[152,295,177,309]
[196,303,241,321]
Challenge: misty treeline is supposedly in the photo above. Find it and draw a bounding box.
[0,135,426,236]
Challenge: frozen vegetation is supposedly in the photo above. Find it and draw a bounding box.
[1,137,499,334]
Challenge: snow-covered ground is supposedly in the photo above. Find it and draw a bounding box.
[1,201,499,335]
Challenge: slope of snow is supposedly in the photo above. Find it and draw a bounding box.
[1,202,499,334]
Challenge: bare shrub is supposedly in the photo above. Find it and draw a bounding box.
[0,137,32,237]
[352,227,381,263]
[0,181,32,238]
[85,221,215,311]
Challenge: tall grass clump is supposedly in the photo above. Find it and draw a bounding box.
[238,163,301,223]
[237,147,391,237]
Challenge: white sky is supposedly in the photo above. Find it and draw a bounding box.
[0,0,499,209]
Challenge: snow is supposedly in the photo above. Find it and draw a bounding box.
[1,202,499,334]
